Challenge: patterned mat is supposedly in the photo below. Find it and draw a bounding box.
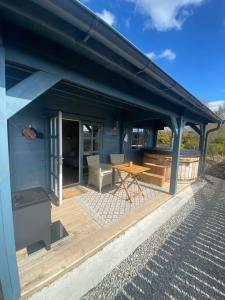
[77,182,167,227]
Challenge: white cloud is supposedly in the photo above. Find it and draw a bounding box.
[158,49,176,60]
[146,49,176,61]
[96,9,116,26]
[208,100,225,112]
[127,0,206,31]
[146,51,156,60]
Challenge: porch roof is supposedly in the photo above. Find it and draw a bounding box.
[0,0,221,124]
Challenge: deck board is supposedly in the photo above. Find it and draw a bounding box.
[16,182,190,299]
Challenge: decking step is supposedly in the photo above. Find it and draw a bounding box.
[143,162,166,177]
[138,172,165,187]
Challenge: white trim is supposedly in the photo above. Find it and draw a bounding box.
[58,111,63,205]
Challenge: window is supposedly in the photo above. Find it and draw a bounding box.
[83,124,101,155]
[156,128,172,148]
[131,128,149,149]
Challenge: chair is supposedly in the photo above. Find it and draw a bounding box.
[110,154,125,183]
[110,154,125,165]
[86,155,112,192]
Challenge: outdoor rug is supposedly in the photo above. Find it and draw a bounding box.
[77,182,167,227]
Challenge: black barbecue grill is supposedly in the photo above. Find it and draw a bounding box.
[12,187,51,251]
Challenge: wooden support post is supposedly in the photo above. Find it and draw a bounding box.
[152,129,157,148]
[169,116,184,194]
[198,124,206,177]
[79,121,84,184]
[0,46,20,299]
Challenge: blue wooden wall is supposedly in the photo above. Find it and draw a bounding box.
[8,95,122,192]
[44,96,121,163]
[8,100,49,192]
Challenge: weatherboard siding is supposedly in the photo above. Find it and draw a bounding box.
[8,96,122,192]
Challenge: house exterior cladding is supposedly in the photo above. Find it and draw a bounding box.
[0,0,220,299]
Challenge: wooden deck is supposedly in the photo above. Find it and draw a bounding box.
[16,182,191,299]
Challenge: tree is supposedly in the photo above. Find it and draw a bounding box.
[157,129,172,147]
[215,103,225,118]
[182,129,199,150]
[207,124,225,158]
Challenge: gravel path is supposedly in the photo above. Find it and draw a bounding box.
[82,176,225,300]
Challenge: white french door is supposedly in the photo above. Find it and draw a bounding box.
[50,111,63,205]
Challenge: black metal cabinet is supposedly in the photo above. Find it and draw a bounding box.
[12,187,51,251]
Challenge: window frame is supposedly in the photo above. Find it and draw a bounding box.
[83,123,102,156]
[131,128,148,150]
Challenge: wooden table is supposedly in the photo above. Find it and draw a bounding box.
[112,163,150,202]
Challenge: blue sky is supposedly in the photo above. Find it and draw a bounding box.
[79,0,225,106]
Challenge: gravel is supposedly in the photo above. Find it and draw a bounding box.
[82,176,225,300]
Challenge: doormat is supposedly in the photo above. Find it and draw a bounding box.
[77,182,166,227]
[27,221,69,255]
[63,186,87,200]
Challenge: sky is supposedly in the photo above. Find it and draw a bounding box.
[79,0,225,109]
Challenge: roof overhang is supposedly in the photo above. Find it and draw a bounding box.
[0,0,221,124]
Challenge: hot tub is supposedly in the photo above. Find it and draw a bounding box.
[143,148,200,182]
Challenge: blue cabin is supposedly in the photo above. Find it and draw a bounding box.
[0,1,221,299]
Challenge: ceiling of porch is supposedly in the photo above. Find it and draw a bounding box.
[5,63,169,129]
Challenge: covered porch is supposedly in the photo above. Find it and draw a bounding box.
[0,1,221,299]
[5,64,201,298]
[16,181,190,299]
[4,62,203,298]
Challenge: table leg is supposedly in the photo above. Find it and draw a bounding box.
[113,172,129,194]
[113,172,133,202]
[125,176,136,190]
[134,175,145,196]
[113,170,145,202]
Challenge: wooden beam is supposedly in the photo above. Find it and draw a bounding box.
[169,116,185,194]
[6,70,61,119]
[189,123,201,135]
[0,46,20,300]
[6,46,179,119]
